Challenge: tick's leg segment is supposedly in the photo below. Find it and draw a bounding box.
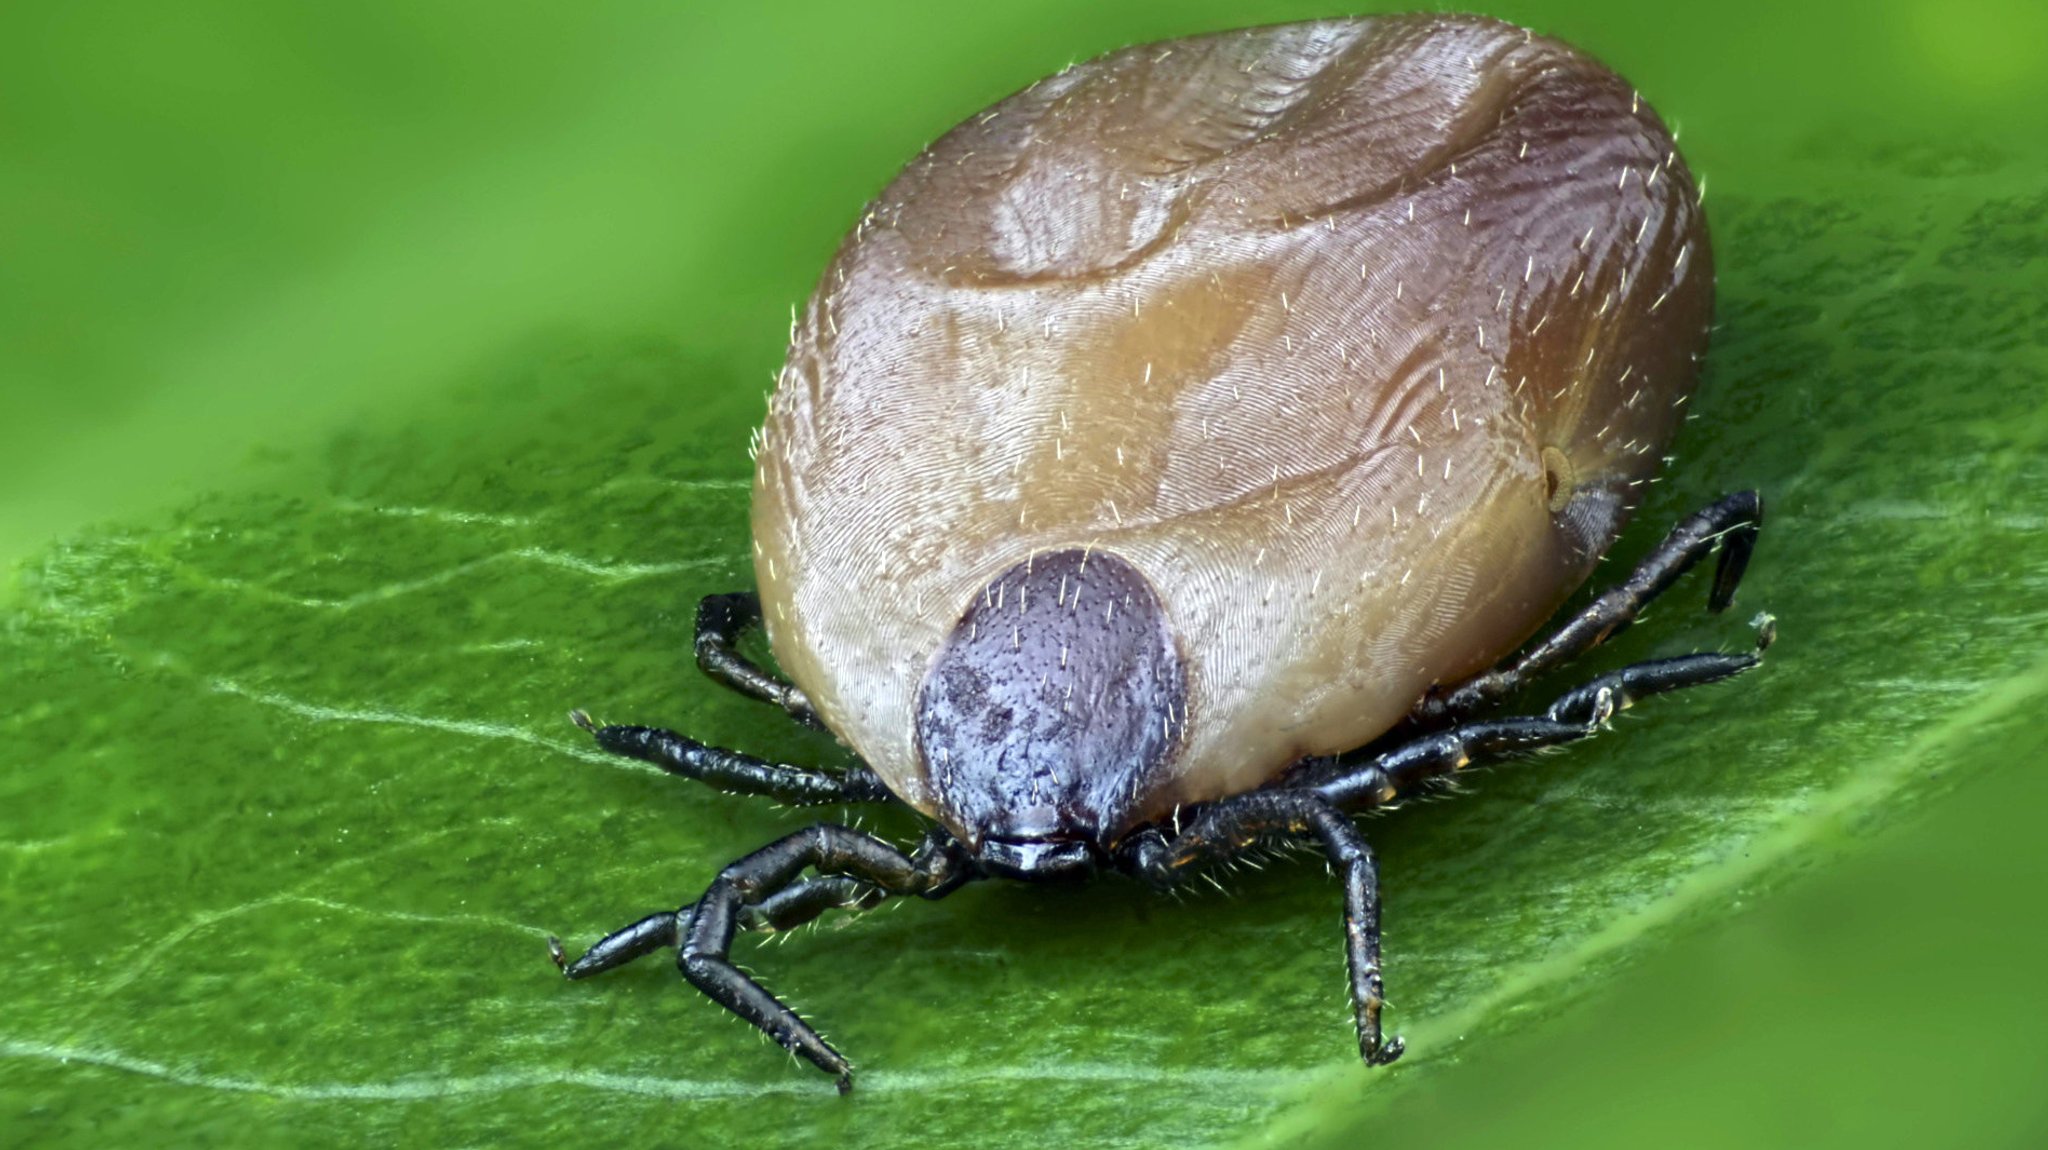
[552,909,679,978]
[1124,792,1404,1066]
[683,826,973,1091]
[570,710,893,804]
[553,830,965,1092]
[696,592,822,728]
[1544,625,1773,726]
[744,874,891,930]
[1302,695,1616,809]
[1417,490,1764,724]
[1301,615,1773,809]
[549,876,889,980]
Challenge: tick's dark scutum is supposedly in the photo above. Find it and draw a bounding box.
[915,549,1189,850]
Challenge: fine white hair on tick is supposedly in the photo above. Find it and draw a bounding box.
[753,12,1714,831]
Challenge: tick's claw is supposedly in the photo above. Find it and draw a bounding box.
[546,935,568,971]
[568,709,597,733]
[1366,1035,1406,1067]
[1589,685,1617,727]
[835,1072,854,1095]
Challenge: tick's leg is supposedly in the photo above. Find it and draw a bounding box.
[1299,617,1772,810]
[570,710,893,804]
[743,874,892,930]
[552,830,965,1090]
[550,909,679,976]
[550,876,887,978]
[1541,629,1772,726]
[695,592,822,728]
[682,825,973,1092]
[1124,792,1404,1067]
[1301,692,1618,809]
[1417,490,1764,724]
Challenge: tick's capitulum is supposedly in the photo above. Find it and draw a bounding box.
[548,14,1771,1092]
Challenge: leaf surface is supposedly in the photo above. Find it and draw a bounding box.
[5,6,2047,1148]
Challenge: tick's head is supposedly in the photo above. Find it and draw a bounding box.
[915,548,1188,882]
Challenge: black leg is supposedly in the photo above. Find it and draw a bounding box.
[1123,791,1403,1066]
[546,876,889,980]
[686,826,972,1092]
[696,592,823,728]
[744,874,892,930]
[1416,490,1764,724]
[1541,626,1773,726]
[570,710,893,804]
[556,827,973,1093]
[1301,693,1617,809]
[550,909,678,977]
[1297,615,1774,811]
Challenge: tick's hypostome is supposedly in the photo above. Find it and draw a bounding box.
[551,14,1767,1088]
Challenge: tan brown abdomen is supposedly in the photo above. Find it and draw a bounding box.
[751,15,1711,841]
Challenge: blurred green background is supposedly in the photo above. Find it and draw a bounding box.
[8,0,2043,584]
[4,1,2045,1147]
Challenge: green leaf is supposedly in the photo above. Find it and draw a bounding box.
[5,4,2047,1148]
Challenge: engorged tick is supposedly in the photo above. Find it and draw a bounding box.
[548,14,1771,1092]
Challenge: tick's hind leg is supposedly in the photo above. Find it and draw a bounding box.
[1417,490,1764,724]
[1297,615,1774,811]
[1541,623,1773,726]
[1123,792,1404,1067]
[570,710,893,804]
[695,592,821,728]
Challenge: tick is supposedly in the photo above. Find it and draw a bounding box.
[549,14,1770,1091]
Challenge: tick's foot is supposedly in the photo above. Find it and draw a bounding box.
[835,1072,853,1095]
[1753,612,1778,652]
[1365,1035,1406,1067]
[546,935,568,971]
[568,709,597,733]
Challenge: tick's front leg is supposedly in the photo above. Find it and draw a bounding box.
[548,875,887,978]
[1123,792,1404,1067]
[556,826,975,1093]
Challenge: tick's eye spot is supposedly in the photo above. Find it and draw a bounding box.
[1542,446,1577,512]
